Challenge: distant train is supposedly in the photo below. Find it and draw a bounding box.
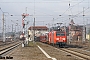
[40,35,48,43]
[40,27,67,47]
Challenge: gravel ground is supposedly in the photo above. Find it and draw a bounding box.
[0,41,20,50]
[5,41,90,60]
[6,42,52,60]
[67,48,90,56]
[70,40,90,50]
[37,42,83,60]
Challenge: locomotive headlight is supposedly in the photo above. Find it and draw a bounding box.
[58,28,59,29]
[56,38,59,40]
[62,38,65,40]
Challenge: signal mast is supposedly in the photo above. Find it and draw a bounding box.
[22,13,29,47]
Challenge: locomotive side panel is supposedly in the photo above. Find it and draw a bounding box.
[48,32,51,44]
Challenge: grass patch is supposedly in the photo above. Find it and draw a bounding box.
[28,41,36,47]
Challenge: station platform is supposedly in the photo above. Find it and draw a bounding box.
[5,42,52,60]
[4,42,81,60]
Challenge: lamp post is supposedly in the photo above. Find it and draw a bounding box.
[3,13,10,42]
[2,13,5,42]
[2,13,6,42]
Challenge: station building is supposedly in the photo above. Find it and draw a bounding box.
[28,26,48,41]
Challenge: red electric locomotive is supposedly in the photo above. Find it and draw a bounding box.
[48,30,67,47]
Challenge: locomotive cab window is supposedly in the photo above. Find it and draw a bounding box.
[60,33,65,36]
[56,32,65,36]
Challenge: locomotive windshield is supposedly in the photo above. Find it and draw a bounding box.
[56,32,65,36]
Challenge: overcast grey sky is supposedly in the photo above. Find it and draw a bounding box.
[0,0,90,32]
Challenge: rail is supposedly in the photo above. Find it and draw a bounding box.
[60,48,90,60]
[0,41,22,59]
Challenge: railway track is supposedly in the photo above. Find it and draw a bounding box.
[66,48,90,56]
[53,46,90,60]
[0,41,22,59]
[40,42,90,60]
[60,48,90,60]
[0,40,18,46]
[49,42,90,60]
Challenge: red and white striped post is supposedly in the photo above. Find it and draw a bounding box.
[22,13,29,47]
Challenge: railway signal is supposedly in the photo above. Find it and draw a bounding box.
[22,13,29,47]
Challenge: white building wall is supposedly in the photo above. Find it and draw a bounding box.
[28,30,48,41]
